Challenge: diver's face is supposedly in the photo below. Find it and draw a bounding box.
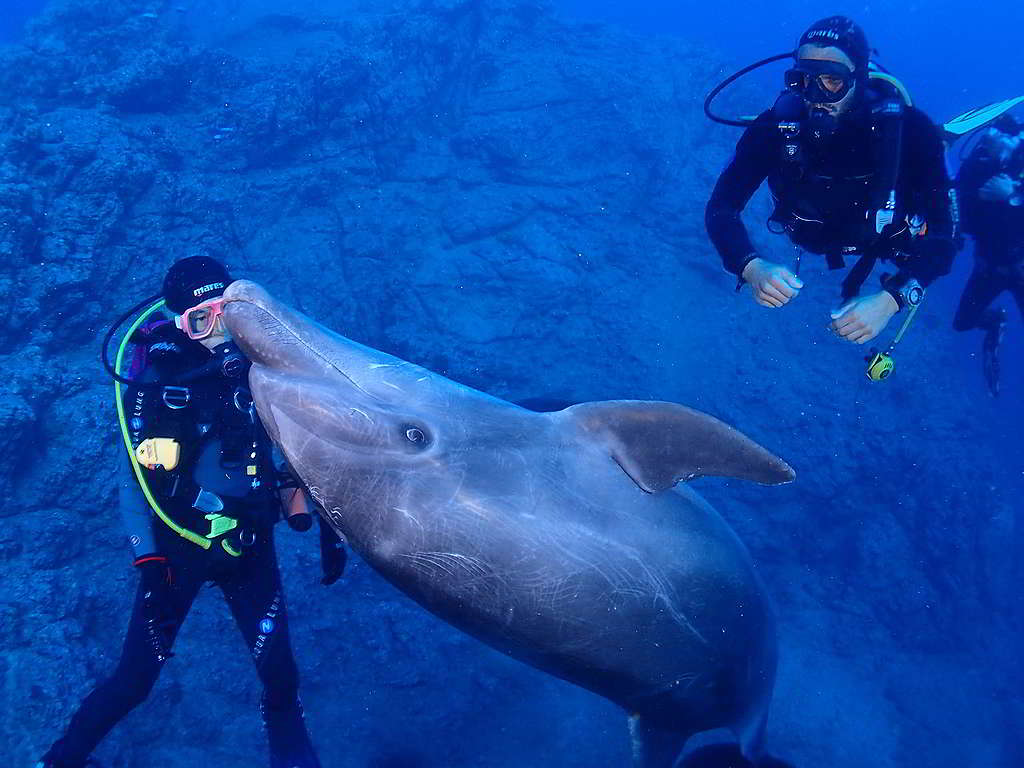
[196,321,231,351]
[177,297,233,351]
[796,44,858,117]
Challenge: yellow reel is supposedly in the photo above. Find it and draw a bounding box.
[865,352,894,381]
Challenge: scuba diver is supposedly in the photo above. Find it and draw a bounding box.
[705,16,956,348]
[953,113,1024,397]
[37,256,346,768]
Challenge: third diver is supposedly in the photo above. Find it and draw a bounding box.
[953,113,1024,396]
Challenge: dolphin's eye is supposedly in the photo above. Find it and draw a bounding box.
[404,426,428,445]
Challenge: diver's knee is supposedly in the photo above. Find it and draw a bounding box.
[259,655,299,708]
[110,663,160,709]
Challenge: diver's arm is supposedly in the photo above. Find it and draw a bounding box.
[118,452,158,561]
[270,445,346,583]
[886,110,956,296]
[958,152,1002,202]
[960,147,1020,251]
[705,113,776,277]
[118,378,176,662]
[956,146,1004,239]
[117,359,166,562]
[318,514,346,586]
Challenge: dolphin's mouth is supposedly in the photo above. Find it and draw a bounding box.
[224,280,335,374]
[222,296,276,368]
[223,279,378,401]
[222,279,306,370]
[222,284,374,460]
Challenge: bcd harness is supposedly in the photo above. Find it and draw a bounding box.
[115,300,275,557]
[768,71,935,298]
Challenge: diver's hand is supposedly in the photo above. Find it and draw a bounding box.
[741,258,804,308]
[830,291,898,345]
[979,174,1016,202]
[318,515,347,586]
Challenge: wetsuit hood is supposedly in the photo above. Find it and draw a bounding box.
[798,16,870,75]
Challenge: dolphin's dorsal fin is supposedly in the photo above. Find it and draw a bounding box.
[562,401,795,493]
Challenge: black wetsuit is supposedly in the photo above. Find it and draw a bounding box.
[45,322,320,768]
[953,140,1024,330]
[706,94,956,299]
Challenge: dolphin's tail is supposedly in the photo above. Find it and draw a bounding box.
[735,700,768,761]
[628,715,794,768]
[628,713,695,768]
[677,744,796,768]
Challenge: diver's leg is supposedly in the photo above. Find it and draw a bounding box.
[220,529,321,768]
[953,264,1004,332]
[1010,266,1024,324]
[39,554,203,767]
[982,307,1008,398]
[954,265,1008,396]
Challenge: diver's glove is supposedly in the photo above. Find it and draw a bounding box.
[317,516,346,586]
[279,483,314,532]
[978,173,1017,203]
[135,555,176,663]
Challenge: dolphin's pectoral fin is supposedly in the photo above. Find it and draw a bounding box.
[564,401,795,492]
[628,713,691,768]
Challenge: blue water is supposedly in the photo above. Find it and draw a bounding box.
[0,0,48,40]
[2,1,1022,767]
[555,1,1023,115]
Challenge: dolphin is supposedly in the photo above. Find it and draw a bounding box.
[222,280,795,768]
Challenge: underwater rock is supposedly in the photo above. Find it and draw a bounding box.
[0,393,36,497]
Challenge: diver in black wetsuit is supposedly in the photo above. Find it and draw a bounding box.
[953,114,1024,396]
[706,16,956,346]
[37,257,345,768]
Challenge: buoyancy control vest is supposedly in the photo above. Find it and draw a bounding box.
[120,318,279,557]
[766,76,912,262]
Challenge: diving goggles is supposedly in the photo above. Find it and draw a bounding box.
[785,60,856,104]
[175,296,227,340]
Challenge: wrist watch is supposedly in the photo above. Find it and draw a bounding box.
[888,278,924,311]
